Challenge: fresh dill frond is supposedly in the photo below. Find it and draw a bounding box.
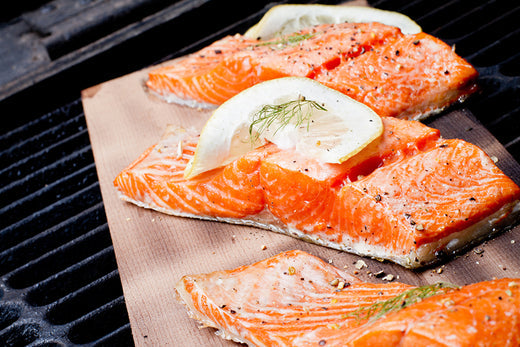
[255,32,317,47]
[248,96,327,144]
[348,282,460,323]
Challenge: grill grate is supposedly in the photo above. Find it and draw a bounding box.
[0,99,133,345]
[1,0,519,345]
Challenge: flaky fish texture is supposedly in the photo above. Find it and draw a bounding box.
[114,117,520,268]
[176,250,520,346]
[146,22,478,120]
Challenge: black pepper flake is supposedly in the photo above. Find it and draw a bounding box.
[469,197,476,201]
[319,340,327,346]
[435,250,447,259]
[374,194,382,202]
[395,50,400,56]
[413,40,420,45]
[444,70,450,75]
[214,49,222,54]
[230,309,236,314]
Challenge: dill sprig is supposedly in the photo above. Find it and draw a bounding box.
[248,96,327,144]
[255,32,317,47]
[348,282,459,323]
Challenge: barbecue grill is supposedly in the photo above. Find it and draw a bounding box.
[1,0,519,345]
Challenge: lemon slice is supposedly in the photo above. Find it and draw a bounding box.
[184,77,383,179]
[244,4,421,40]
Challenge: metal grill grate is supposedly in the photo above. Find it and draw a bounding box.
[0,99,133,345]
[1,0,519,345]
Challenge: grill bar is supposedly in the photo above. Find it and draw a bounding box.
[0,203,106,277]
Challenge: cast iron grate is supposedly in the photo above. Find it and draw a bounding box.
[1,0,519,346]
[0,99,133,346]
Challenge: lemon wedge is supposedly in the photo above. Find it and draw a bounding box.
[244,4,421,40]
[184,77,383,179]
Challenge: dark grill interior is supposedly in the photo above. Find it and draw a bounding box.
[1,0,519,345]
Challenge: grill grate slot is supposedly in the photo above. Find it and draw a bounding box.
[501,54,520,77]
[0,113,87,169]
[67,297,129,344]
[488,106,520,146]
[46,270,124,325]
[0,164,99,232]
[0,100,83,151]
[0,203,106,276]
[7,227,114,290]
[26,247,118,308]
[0,182,103,250]
[469,30,520,67]
[91,323,134,346]
[453,9,520,61]
[425,0,505,38]
[0,129,90,189]
[0,146,95,210]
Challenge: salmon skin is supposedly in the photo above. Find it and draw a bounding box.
[114,118,520,268]
[146,22,478,120]
[176,250,520,346]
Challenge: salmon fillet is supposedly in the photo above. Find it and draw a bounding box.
[146,22,478,120]
[114,118,520,268]
[176,250,520,346]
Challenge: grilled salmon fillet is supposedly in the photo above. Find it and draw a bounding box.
[146,22,478,120]
[176,250,520,346]
[113,118,520,268]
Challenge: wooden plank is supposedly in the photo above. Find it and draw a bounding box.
[82,57,520,346]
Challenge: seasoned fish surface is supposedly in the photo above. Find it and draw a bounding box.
[176,250,520,346]
[146,22,478,120]
[114,118,520,268]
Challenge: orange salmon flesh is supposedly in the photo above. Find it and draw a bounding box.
[113,118,520,268]
[146,22,478,120]
[175,250,520,346]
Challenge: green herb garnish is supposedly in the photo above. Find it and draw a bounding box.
[255,32,317,47]
[248,96,326,144]
[348,282,459,323]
